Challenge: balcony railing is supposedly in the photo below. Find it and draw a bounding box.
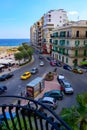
[0,95,72,130]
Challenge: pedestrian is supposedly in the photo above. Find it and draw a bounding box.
[8,67,11,71]
[20,91,23,96]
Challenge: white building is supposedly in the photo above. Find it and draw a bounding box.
[30,9,68,54]
[43,9,68,53]
[43,9,68,28]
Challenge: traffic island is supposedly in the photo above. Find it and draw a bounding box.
[44,72,54,81]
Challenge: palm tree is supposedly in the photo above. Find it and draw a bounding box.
[60,92,87,130]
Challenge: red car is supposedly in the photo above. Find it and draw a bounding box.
[50,60,56,66]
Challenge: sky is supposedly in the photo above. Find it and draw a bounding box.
[0,0,87,39]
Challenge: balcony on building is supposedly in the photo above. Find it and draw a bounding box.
[43,24,54,29]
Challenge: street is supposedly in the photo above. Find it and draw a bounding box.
[0,53,87,114]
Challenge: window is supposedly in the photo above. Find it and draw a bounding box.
[67,31,69,37]
[66,58,68,63]
[62,56,64,62]
[67,40,69,45]
[66,49,68,55]
[75,41,80,46]
[49,19,51,22]
[76,31,79,37]
[84,50,86,56]
[85,31,87,37]
[84,40,87,46]
[75,50,78,56]
[49,14,51,17]
[59,55,61,60]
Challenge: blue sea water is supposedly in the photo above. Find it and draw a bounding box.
[0,39,30,46]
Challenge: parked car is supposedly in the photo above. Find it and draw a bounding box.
[47,57,53,61]
[31,67,38,74]
[50,60,56,66]
[38,97,57,110]
[72,68,84,74]
[21,72,31,80]
[56,61,62,67]
[60,79,74,94]
[39,55,43,59]
[43,90,63,100]
[57,74,65,84]
[39,61,44,66]
[63,65,72,71]
[0,85,7,94]
[0,73,14,81]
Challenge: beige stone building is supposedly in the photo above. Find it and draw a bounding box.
[51,20,87,66]
[30,17,44,52]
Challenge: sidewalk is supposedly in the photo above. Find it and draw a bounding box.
[35,75,60,100]
[0,56,34,76]
[20,75,60,106]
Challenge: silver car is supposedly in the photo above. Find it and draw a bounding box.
[39,61,44,66]
[38,97,57,109]
[31,67,38,74]
[61,79,74,94]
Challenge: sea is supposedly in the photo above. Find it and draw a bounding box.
[0,39,30,46]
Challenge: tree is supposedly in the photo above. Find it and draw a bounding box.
[22,43,29,50]
[14,43,34,64]
[14,52,23,65]
[27,47,33,59]
[60,92,87,130]
[18,46,24,51]
[21,50,29,61]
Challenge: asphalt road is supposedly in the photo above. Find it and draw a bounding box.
[0,53,87,115]
[0,54,54,104]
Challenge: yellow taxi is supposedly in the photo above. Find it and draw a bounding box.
[21,72,31,80]
[72,68,84,74]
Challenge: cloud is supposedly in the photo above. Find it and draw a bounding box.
[68,11,79,15]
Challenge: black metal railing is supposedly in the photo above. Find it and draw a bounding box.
[0,96,72,130]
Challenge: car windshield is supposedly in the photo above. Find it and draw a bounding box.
[32,68,35,71]
[77,68,81,71]
[2,75,7,77]
[51,90,61,94]
[65,83,71,88]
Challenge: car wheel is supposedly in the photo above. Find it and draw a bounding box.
[59,97,63,100]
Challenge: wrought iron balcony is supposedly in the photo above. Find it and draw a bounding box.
[0,95,72,130]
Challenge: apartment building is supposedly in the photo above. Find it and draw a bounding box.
[51,20,87,66]
[30,9,68,54]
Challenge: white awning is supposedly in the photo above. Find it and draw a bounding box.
[0,64,4,68]
[0,59,13,64]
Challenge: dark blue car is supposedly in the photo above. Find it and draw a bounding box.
[63,65,72,71]
[0,85,7,94]
[0,73,14,81]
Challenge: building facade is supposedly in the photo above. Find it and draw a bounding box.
[51,20,87,66]
[30,9,68,54]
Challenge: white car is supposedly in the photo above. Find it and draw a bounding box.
[38,97,57,109]
[57,74,64,84]
[61,79,74,94]
[39,61,44,66]
[31,67,38,74]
